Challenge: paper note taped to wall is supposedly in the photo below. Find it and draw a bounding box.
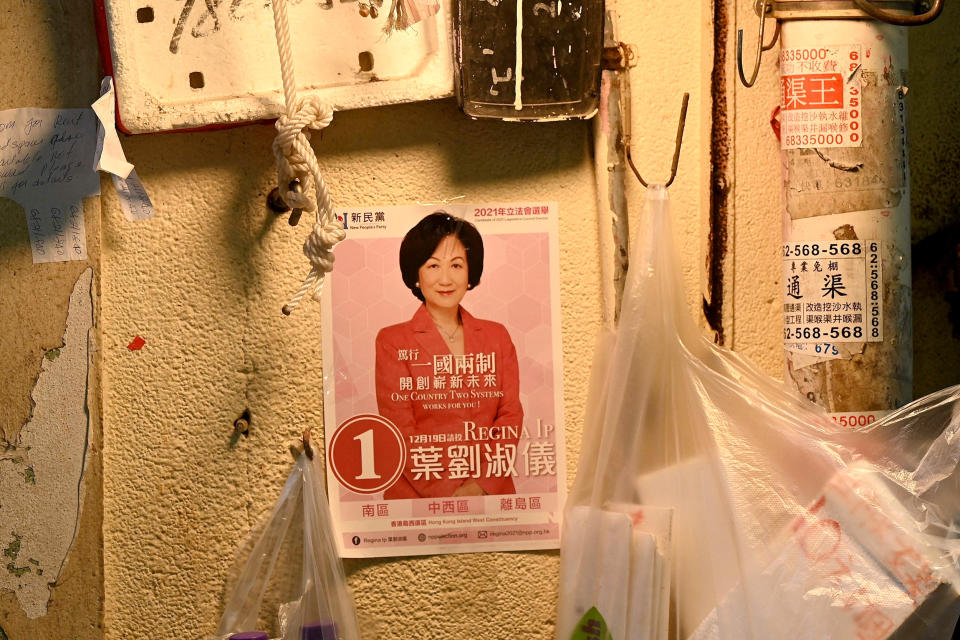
[0,108,100,263]
[112,170,154,221]
[92,77,155,221]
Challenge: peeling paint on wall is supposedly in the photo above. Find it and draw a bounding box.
[0,268,93,619]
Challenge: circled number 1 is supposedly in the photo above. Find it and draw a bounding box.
[354,428,381,480]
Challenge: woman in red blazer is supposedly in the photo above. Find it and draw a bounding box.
[375,213,523,499]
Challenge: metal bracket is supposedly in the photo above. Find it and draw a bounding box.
[764,0,934,21]
[851,0,943,25]
[738,0,940,88]
[601,43,639,71]
[266,180,304,226]
[233,409,251,437]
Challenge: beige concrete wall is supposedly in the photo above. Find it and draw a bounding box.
[99,2,708,638]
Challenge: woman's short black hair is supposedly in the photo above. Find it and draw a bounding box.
[399,212,484,301]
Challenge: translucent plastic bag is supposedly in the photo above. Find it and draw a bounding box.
[558,185,960,640]
[214,454,360,640]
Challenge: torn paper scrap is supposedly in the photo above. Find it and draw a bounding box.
[92,77,134,179]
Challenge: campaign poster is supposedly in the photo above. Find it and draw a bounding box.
[321,202,566,557]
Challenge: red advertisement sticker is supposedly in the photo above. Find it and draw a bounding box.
[779,44,863,149]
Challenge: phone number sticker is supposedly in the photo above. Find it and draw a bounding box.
[780,44,863,149]
[783,240,882,347]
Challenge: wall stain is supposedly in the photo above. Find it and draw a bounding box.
[705,0,730,345]
[3,534,31,578]
[5,566,29,579]
[2,535,21,562]
[914,224,960,338]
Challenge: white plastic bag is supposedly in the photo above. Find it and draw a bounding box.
[558,185,960,640]
[215,454,360,640]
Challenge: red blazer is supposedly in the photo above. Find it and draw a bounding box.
[375,304,523,499]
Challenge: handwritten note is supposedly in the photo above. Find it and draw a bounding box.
[112,170,154,221]
[0,108,100,263]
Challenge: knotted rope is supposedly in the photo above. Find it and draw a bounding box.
[271,0,343,315]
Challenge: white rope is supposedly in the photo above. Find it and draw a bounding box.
[271,0,343,315]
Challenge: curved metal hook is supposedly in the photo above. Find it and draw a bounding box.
[852,0,944,26]
[737,0,782,88]
[303,427,314,460]
[626,92,690,189]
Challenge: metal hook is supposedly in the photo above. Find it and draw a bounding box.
[737,0,782,88]
[233,409,251,437]
[626,92,690,189]
[266,180,304,226]
[852,0,944,25]
[302,427,314,460]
